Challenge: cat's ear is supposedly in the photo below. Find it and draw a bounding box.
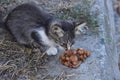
[74,22,88,36]
[51,25,64,37]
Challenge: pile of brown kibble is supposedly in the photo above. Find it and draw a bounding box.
[115,1,120,15]
[59,48,90,68]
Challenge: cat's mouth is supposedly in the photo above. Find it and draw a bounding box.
[66,40,74,50]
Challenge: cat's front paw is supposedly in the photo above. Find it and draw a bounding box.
[46,47,58,55]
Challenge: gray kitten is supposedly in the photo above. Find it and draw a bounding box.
[5,3,87,55]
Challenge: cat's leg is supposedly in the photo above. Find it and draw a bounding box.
[14,33,39,48]
[31,27,58,55]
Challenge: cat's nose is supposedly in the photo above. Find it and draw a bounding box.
[66,44,71,50]
[66,43,73,50]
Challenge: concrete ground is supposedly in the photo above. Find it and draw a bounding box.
[0,0,120,80]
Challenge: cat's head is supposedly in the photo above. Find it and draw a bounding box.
[49,20,88,49]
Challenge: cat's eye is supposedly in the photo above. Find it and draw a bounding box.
[54,27,58,30]
[60,43,66,46]
[60,43,67,48]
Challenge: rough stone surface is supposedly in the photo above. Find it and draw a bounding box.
[0,0,120,80]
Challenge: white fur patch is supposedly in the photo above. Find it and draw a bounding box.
[37,28,53,46]
[36,27,58,55]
